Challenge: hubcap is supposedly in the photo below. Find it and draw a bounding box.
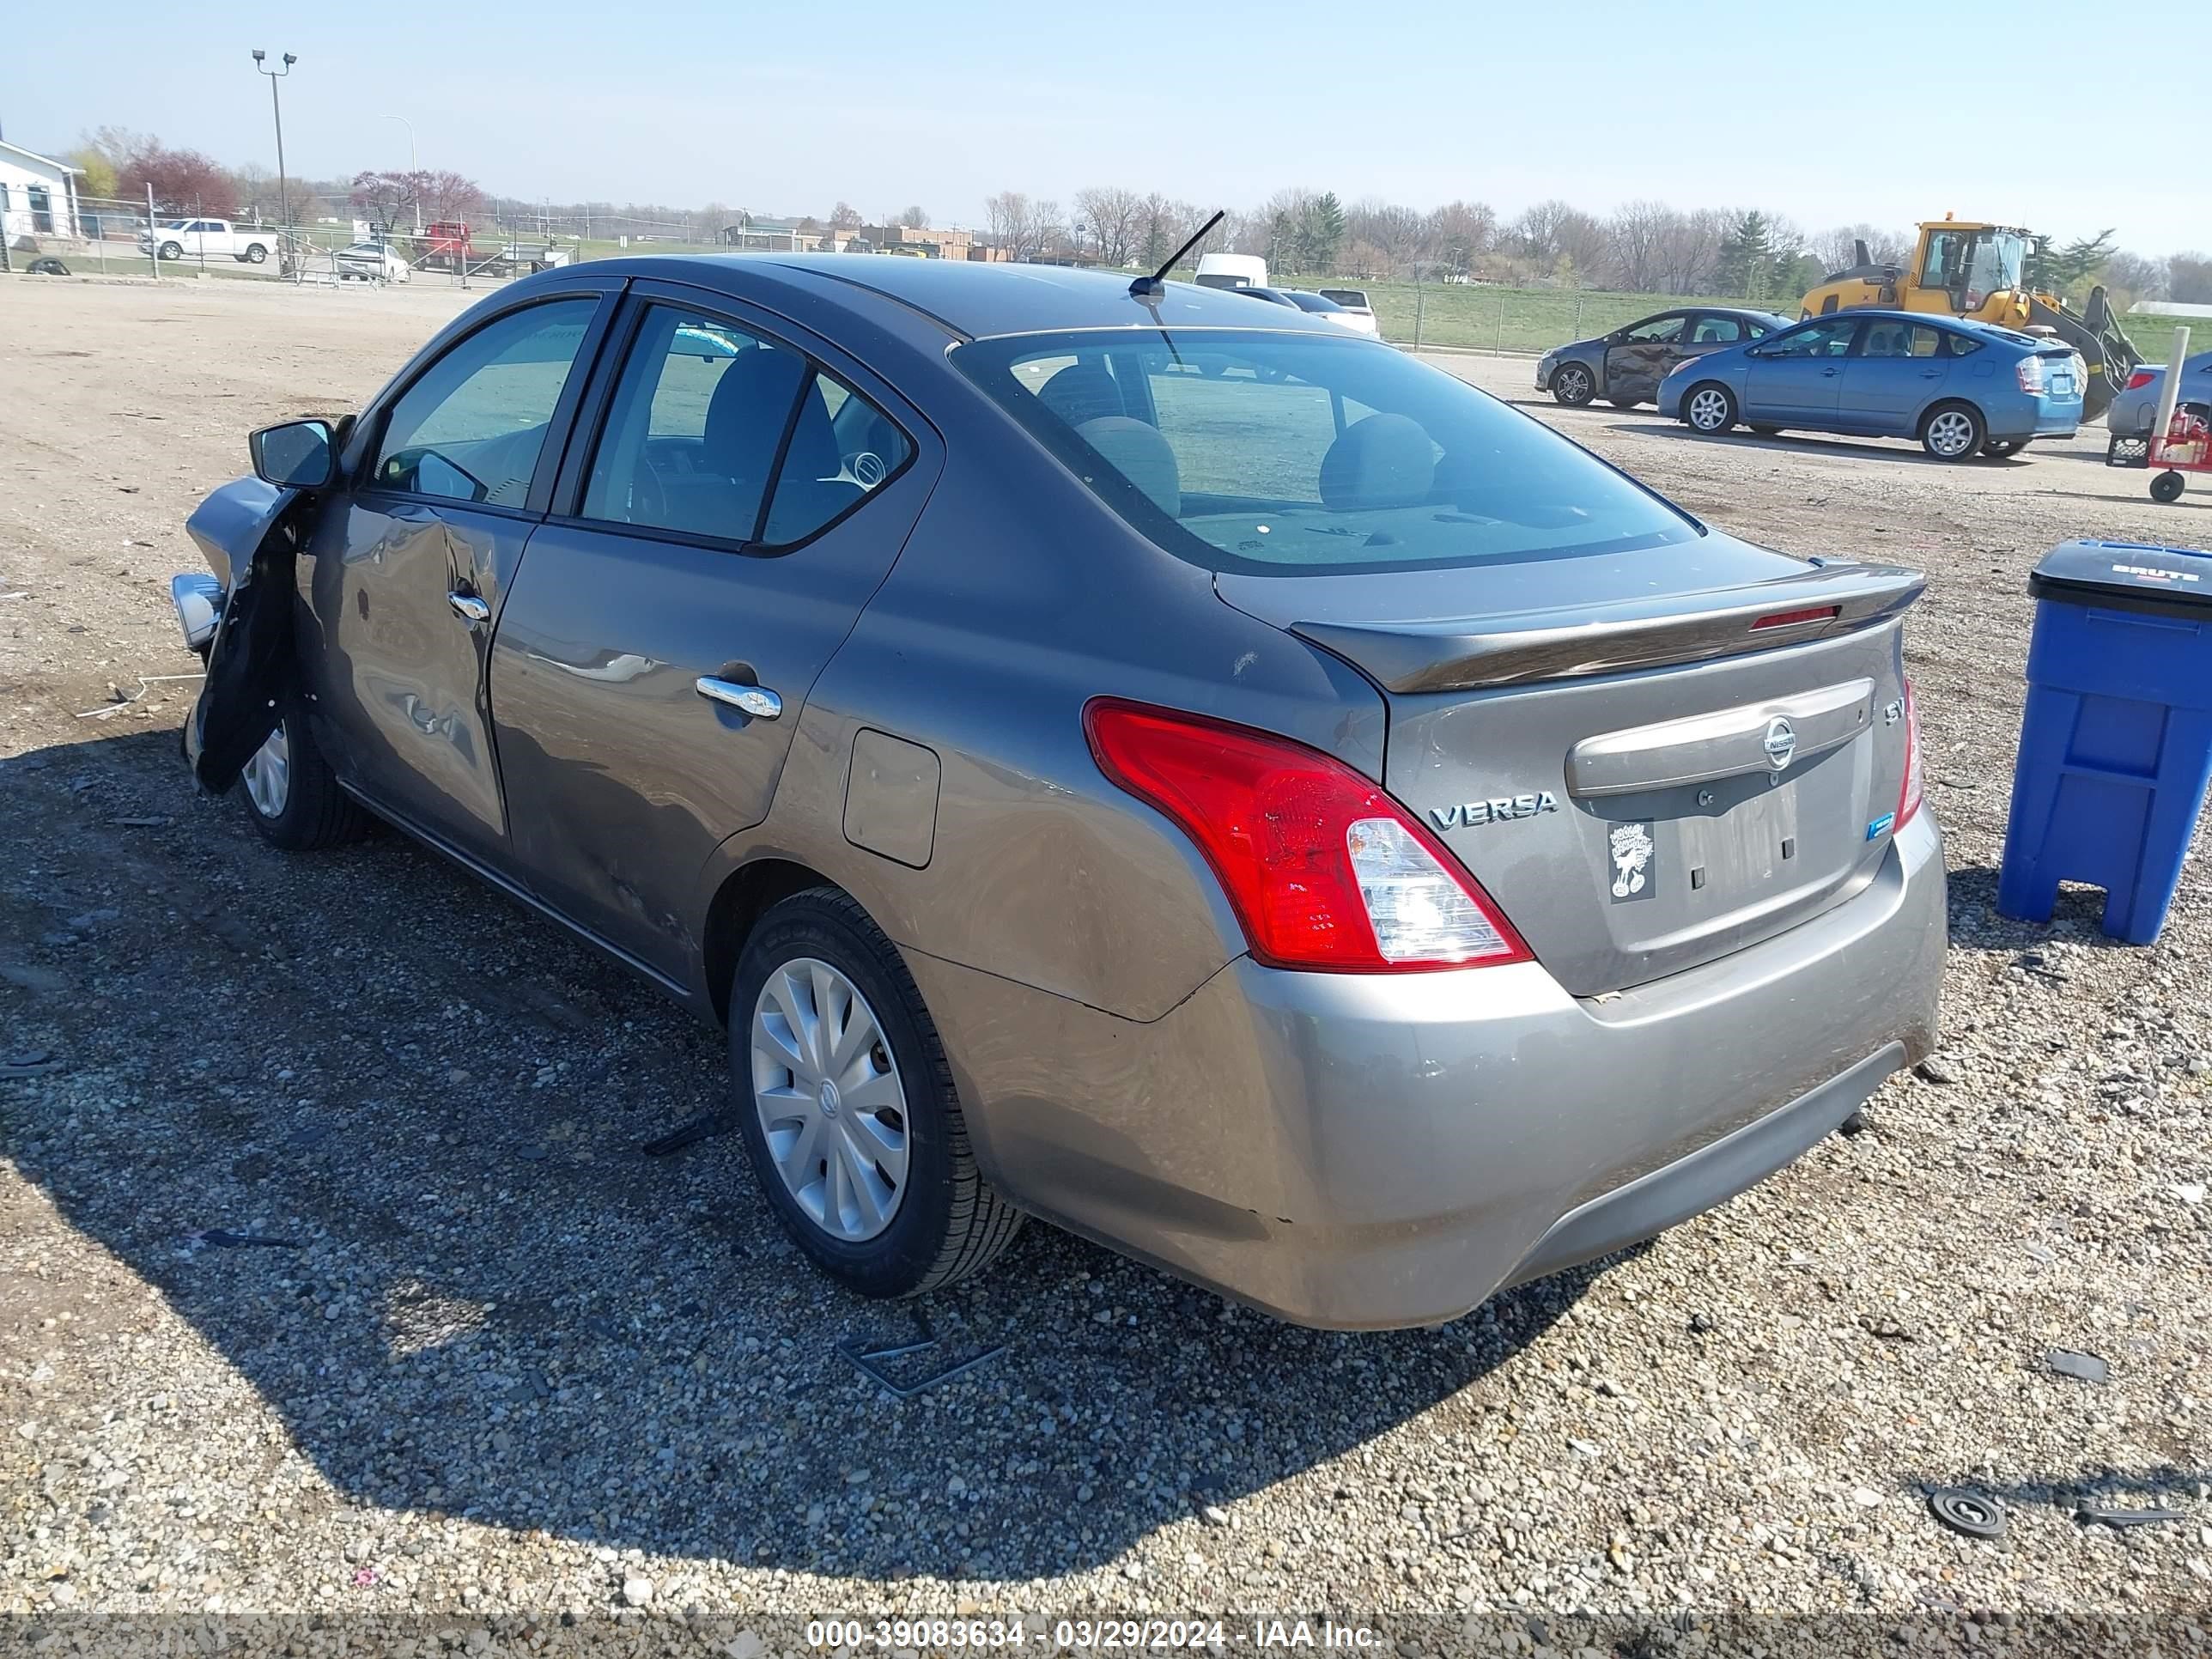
[1559,367,1589,399]
[1929,411,1974,456]
[750,957,908,1242]
[1689,389,1729,430]
[240,722,290,817]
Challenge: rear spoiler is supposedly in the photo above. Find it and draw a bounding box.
[1292,562,1924,694]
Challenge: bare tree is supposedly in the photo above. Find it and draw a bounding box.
[1073,185,1143,266]
[1345,198,1427,278]
[1426,200,1496,278]
[1812,223,1914,275]
[1605,199,1679,291]
[2106,250,2168,302]
[985,191,1060,262]
[897,204,929,228]
[829,201,863,231]
[2172,252,2212,306]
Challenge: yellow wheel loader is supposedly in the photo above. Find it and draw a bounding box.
[1800,217,2142,423]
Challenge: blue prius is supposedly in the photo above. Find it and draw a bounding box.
[1659,309,2084,460]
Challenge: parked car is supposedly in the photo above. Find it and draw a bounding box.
[173,258,1942,1330]
[137,218,276,264]
[1317,287,1382,339]
[2104,348,2212,464]
[1661,310,2084,460]
[1233,286,1376,337]
[334,241,412,283]
[1538,307,1790,408]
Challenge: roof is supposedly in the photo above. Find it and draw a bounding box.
[647,252,1348,340]
[0,137,84,176]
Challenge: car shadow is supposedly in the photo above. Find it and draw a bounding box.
[1613,422,2046,469]
[1,720,1617,1587]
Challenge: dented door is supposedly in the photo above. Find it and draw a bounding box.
[299,293,613,865]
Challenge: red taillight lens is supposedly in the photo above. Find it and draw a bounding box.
[2015,355,2045,394]
[2126,369,2157,391]
[1084,698,1528,973]
[1751,605,1840,631]
[1895,680,1924,830]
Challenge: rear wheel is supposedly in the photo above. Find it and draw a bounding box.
[1684,383,1737,434]
[2152,470,2187,503]
[1920,403,1984,461]
[244,243,269,264]
[1550,362,1595,407]
[238,695,371,851]
[731,888,1024,1299]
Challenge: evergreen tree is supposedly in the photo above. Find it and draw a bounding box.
[1717,211,1777,304]
[1306,192,1346,273]
[2025,228,2117,297]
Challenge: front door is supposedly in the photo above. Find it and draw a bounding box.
[1602,313,1689,404]
[301,291,615,863]
[1839,319,1947,434]
[1743,314,1861,424]
[489,290,933,980]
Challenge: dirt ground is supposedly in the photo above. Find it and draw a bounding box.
[3,272,2210,1644]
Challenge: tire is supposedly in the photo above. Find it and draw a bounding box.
[1979,439,2025,458]
[244,243,268,264]
[2152,470,2186,504]
[158,241,182,262]
[1683,382,1737,434]
[1920,402,1985,461]
[237,693,371,851]
[1550,362,1596,407]
[730,888,1024,1299]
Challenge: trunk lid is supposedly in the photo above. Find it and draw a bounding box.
[1218,538,1923,995]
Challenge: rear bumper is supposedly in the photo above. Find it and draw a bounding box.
[917,811,1946,1329]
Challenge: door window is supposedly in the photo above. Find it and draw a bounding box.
[1689,315,1747,344]
[1921,231,1966,289]
[373,298,599,507]
[1857,321,1942,359]
[1620,315,1686,345]
[582,304,909,547]
[1762,317,1859,359]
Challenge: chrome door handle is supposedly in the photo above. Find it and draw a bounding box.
[448,592,491,627]
[696,677,781,720]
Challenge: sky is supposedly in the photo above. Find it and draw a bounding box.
[4,0,2197,256]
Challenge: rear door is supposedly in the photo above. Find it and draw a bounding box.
[489,283,937,981]
[301,283,620,865]
[1839,319,1946,434]
[1743,314,1860,423]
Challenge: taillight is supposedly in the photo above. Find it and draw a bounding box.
[1084,698,1528,973]
[2125,369,2156,391]
[1895,680,1924,830]
[2015,355,2045,394]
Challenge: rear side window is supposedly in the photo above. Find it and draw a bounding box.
[1942,332,1984,359]
[580,303,909,548]
[1691,315,1746,344]
[955,329,1696,577]
[374,298,599,507]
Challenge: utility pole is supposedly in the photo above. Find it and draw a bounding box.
[252,50,297,275]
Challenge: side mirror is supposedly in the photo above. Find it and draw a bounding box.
[248,419,336,490]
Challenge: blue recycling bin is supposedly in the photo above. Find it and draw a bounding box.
[1997,538,2212,943]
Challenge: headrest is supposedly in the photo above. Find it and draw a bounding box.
[1077,416,1181,519]
[1319,413,1435,512]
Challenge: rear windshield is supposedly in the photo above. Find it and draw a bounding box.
[1319,289,1370,308]
[954,328,1697,577]
[1285,292,1345,313]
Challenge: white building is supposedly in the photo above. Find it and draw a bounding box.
[0,139,87,248]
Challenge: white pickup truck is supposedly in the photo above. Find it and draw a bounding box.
[137,219,276,264]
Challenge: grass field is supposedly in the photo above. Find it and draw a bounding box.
[2120,310,2203,368]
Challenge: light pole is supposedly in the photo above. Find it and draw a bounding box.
[380,113,419,234]
[251,50,296,248]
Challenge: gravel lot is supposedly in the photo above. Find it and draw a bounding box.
[3,273,2211,1651]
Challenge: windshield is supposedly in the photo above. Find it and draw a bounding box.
[954,329,1697,577]
[1966,232,2025,301]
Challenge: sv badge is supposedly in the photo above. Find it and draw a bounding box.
[1431,791,1559,830]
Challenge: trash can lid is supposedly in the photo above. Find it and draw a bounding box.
[2029,538,2212,618]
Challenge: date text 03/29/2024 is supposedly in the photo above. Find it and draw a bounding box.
[805,1619,1383,1650]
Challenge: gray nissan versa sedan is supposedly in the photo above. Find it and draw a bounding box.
[173,255,1944,1329]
